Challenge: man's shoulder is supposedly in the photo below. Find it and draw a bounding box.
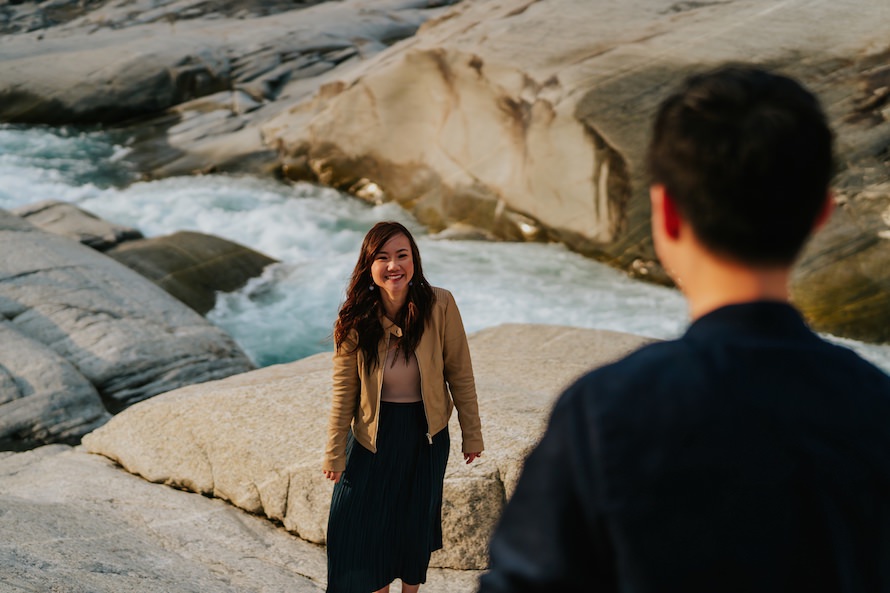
[559,339,689,407]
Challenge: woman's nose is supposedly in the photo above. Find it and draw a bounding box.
[387,260,399,270]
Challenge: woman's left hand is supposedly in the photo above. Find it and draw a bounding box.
[463,452,482,464]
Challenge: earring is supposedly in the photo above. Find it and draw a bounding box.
[369,284,375,291]
[409,281,413,286]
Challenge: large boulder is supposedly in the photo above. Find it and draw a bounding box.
[105,230,279,315]
[263,0,890,342]
[0,209,254,450]
[84,323,653,570]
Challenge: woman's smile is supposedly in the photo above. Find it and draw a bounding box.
[371,233,415,295]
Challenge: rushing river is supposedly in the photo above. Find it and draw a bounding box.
[1,124,888,371]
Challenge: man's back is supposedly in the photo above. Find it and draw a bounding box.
[479,302,890,592]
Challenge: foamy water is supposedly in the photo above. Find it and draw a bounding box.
[2,124,888,372]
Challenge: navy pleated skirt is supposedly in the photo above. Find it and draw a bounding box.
[326,401,450,593]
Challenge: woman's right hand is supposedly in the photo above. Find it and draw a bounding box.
[323,470,343,484]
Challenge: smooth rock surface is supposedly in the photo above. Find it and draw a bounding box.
[0,209,254,445]
[84,323,653,570]
[0,0,459,176]
[0,320,109,450]
[264,0,890,342]
[106,230,279,315]
[0,444,482,592]
[12,199,144,251]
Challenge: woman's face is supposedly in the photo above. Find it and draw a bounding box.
[370,233,415,297]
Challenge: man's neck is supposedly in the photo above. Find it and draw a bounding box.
[682,253,791,321]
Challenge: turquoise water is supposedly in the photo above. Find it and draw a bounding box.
[2,124,888,372]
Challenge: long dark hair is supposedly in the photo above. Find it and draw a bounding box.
[334,221,435,368]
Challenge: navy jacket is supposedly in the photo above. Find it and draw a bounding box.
[479,302,890,593]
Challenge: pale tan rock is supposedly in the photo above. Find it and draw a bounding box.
[265,0,890,340]
[84,323,653,569]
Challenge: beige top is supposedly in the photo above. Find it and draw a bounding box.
[381,341,422,403]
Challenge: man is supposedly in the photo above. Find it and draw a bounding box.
[477,65,890,592]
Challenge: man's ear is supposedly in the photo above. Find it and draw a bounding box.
[651,184,681,240]
[813,191,834,231]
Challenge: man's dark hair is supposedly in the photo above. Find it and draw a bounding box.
[647,65,834,265]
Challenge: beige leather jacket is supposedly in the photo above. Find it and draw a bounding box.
[324,287,484,472]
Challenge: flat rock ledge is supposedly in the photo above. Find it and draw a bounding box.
[0,444,480,593]
[84,323,654,570]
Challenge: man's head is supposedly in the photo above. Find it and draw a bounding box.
[647,65,834,268]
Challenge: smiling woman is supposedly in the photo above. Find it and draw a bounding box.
[323,221,484,593]
[371,233,415,312]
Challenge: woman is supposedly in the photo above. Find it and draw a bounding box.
[323,221,484,593]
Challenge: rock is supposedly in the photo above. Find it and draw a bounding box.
[0,320,109,450]
[0,209,254,426]
[791,184,890,343]
[105,230,279,315]
[84,323,653,570]
[0,444,328,593]
[0,445,481,593]
[12,200,143,251]
[0,0,460,176]
[264,0,890,341]
[3,0,886,341]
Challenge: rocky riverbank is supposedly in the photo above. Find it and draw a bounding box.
[0,1,888,589]
[2,323,651,591]
[1,0,887,342]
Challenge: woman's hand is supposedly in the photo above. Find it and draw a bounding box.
[463,452,482,464]
[323,470,343,483]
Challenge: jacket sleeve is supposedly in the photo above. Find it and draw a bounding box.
[441,290,484,454]
[324,330,360,472]
[477,385,616,592]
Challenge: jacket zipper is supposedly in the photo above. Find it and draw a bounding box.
[416,350,433,445]
[372,332,388,448]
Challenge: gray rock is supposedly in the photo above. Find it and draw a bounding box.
[84,323,653,570]
[0,209,254,422]
[105,230,279,315]
[0,320,109,450]
[0,0,457,125]
[0,444,482,592]
[12,200,143,251]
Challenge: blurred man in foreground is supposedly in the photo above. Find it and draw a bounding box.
[478,65,890,593]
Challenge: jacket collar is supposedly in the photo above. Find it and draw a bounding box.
[378,312,403,338]
[377,311,435,363]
